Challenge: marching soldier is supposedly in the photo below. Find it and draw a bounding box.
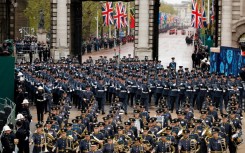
[141,126,155,146]
[168,77,179,112]
[207,128,227,153]
[95,77,106,114]
[30,123,44,153]
[1,125,15,153]
[141,77,150,112]
[154,133,174,153]
[155,74,164,106]
[102,136,114,153]
[54,129,72,153]
[124,122,135,139]
[178,129,192,153]
[35,86,45,123]
[169,57,176,70]
[130,137,144,153]
[79,131,91,153]
[118,77,129,115]
[88,140,102,153]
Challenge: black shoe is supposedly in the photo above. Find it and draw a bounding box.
[125,112,127,115]
[102,111,105,115]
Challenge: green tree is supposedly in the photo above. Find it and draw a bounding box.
[82,2,103,39]
[160,2,177,15]
[24,0,50,34]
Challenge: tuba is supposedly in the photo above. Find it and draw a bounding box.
[190,139,200,153]
[66,135,73,151]
[166,141,175,153]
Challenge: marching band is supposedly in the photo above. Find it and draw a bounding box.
[3,56,244,153]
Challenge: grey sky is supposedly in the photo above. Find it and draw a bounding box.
[162,0,187,4]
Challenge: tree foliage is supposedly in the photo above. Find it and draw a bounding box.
[82,2,103,39]
[160,2,177,15]
[24,0,50,34]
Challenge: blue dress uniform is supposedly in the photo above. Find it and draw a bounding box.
[128,76,138,106]
[212,80,224,111]
[32,123,44,153]
[141,78,150,111]
[168,78,179,112]
[102,136,114,153]
[79,133,91,152]
[141,126,155,146]
[155,76,164,106]
[130,137,144,153]
[208,131,226,153]
[169,57,176,70]
[96,78,106,114]
[155,133,173,153]
[178,77,186,107]
[118,79,128,114]
[178,130,192,152]
[185,78,194,106]
[197,78,208,111]
[148,75,156,105]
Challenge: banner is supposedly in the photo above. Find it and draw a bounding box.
[210,51,220,73]
[219,46,243,76]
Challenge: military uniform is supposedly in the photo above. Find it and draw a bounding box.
[1,127,15,153]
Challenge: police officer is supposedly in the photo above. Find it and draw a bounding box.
[1,125,15,153]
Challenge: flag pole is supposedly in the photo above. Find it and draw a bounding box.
[96,9,99,38]
[127,2,130,36]
[207,0,210,24]
[109,24,111,38]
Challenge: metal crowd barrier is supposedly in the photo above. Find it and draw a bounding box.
[0,97,16,152]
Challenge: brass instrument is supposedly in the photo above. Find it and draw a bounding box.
[166,141,175,153]
[220,138,227,153]
[66,135,73,151]
[43,132,49,153]
[157,127,166,135]
[90,134,103,149]
[190,139,200,153]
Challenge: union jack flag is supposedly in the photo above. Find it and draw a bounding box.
[191,0,202,29]
[102,2,114,26]
[114,2,124,29]
[200,1,207,28]
[121,4,128,27]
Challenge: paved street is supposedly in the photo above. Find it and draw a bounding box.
[29,29,245,152]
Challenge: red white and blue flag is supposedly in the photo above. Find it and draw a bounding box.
[114,2,124,29]
[121,4,128,27]
[200,0,207,28]
[191,0,202,29]
[102,2,114,26]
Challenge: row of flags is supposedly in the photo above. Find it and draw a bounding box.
[191,0,215,29]
[101,2,135,29]
[159,12,180,25]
